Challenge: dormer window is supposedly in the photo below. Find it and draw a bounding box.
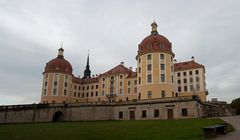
[160,43,164,48]
[147,44,152,49]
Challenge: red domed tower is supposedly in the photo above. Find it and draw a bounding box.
[41,47,73,103]
[136,21,175,99]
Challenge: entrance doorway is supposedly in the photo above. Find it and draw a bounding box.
[52,111,64,122]
[167,109,174,119]
[129,111,135,120]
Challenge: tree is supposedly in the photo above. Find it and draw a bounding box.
[230,98,240,115]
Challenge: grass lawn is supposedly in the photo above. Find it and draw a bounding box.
[0,118,228,140]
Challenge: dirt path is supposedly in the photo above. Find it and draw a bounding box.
[216,116,240,140]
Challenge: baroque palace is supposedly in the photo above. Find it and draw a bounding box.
[1,22,213,123]
[2,22,235,124]
[41,21,208,104]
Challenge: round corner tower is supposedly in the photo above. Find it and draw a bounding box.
[136,21,175,99]
[41,48,73,103]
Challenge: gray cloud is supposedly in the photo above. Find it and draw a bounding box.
[0,0,240,104]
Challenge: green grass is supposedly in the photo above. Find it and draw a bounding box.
[0,118,229,140]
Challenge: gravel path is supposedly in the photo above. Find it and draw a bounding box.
[216,116,240,140]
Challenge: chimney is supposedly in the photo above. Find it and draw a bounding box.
[129,67,132,70]
[173,59,177,63]
[120,62,124,65]
[191,56,195,61]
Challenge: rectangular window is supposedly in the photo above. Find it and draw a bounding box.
[147,74,152,83]
[178,87,181,92]
[160,64,165,70]
[196,77,200,82]
[147,64,152,71]
[45,82,47,86]
[139,58,141,63]
[184,86,187,91]
[102,84,105,88]
[74,92,76,97]
[184,79,187,83]
[139,67,141,73]
[96,85,98,89]
[160,54,164,59]
[64,89,67,95]
[120,89,123,94]
[86,92,89,97]
[189,71,192,75]
[161,74,165,82]
[183,72,187,76]
[91,92,93,97]
[74,85,77,89]
[82,93,85,97]
[128,81,131,85]
[148,91,152,98]
[83,87,85,90]
[147,54,152,60]
[195,70,199,74]
[87,86,89,90]
[78,93,80,97]
[160,43,164,48]
[178,80,181,84]
[54,81,57,86]
[182,108,188,116]
[142,110,147,118]
[190,78,193,83]
[161,90,165,98]
[91,85,94,89]
[78,86,80,90]
[119,111,123,119]
[134,80,137,85]
[120,82,122,86]
[128,88,130,94]
[111,76,114,80]
[95,92,98,96]
[177,72,180,76]
[102,91,105,96]
[154,110,159,118]
[53,88,57,95]
[139,77,141,84]
[196,84,200,90]
[120,75,123,79]
[190,85,194,91]
[134,87,137,93]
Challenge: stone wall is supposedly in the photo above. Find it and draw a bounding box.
[0,96,203,124]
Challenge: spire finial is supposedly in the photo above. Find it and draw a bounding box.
[83,51,91,79]
[151,21,158,35]
[60,42,63,48]
[57,42,64,58]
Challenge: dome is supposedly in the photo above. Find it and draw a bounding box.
[43,48,73,75]
[137,22,174,58]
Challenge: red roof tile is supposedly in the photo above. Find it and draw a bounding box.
[174,60,204,71]
[100,64,133,77]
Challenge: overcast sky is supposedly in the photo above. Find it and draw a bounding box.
[0,0,239,105]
